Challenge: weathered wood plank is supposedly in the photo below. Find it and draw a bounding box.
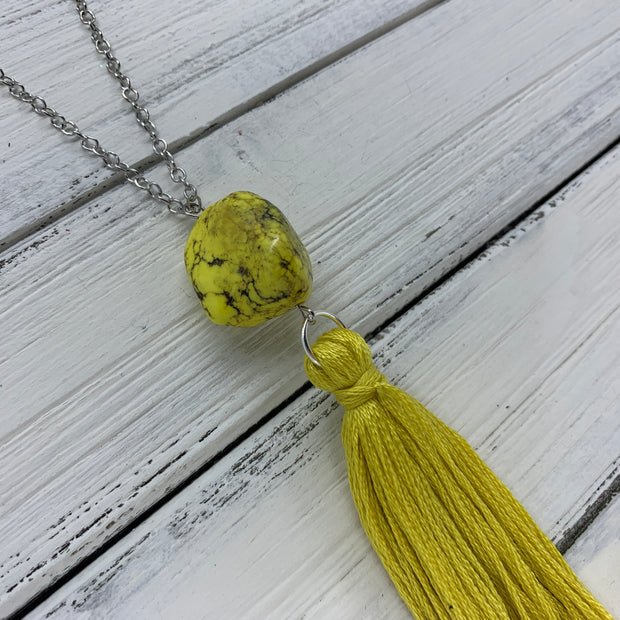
[0,0,432,248]
[30,146,620,619]
[1,0,619,614]
[565,495,620,617]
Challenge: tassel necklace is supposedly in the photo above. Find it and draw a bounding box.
[1,2,612,618]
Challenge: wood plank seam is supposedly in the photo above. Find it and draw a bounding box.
[556,467,620,555]
[366,134,620,341]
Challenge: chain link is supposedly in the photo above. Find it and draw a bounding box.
[0,0,203,217]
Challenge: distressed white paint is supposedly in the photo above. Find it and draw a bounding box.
[0,0,431,247]
[0,0,619,615]
[31,147,620,619]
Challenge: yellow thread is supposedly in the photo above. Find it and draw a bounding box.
[305,328,612,619]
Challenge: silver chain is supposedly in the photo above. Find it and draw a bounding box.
[0,0,202,217]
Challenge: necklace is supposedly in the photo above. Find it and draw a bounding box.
[1,2,612,618]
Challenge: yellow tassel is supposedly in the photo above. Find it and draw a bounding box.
[304,328,612,619]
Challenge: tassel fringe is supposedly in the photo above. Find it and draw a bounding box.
[304,328,611,619]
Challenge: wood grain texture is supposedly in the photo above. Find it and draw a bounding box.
[1,0,619,614]
[30,146,620,619]
[0,0,431,247]
[565,495,620,616]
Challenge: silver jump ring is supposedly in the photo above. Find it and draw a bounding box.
[298,306,346,367]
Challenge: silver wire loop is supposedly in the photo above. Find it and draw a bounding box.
[298,305,346,367]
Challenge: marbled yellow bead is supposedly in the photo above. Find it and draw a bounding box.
[184,191,313,327]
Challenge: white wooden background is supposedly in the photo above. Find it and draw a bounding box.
[0,0,618,618]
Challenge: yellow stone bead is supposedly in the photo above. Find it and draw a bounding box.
[184,191,313,327]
